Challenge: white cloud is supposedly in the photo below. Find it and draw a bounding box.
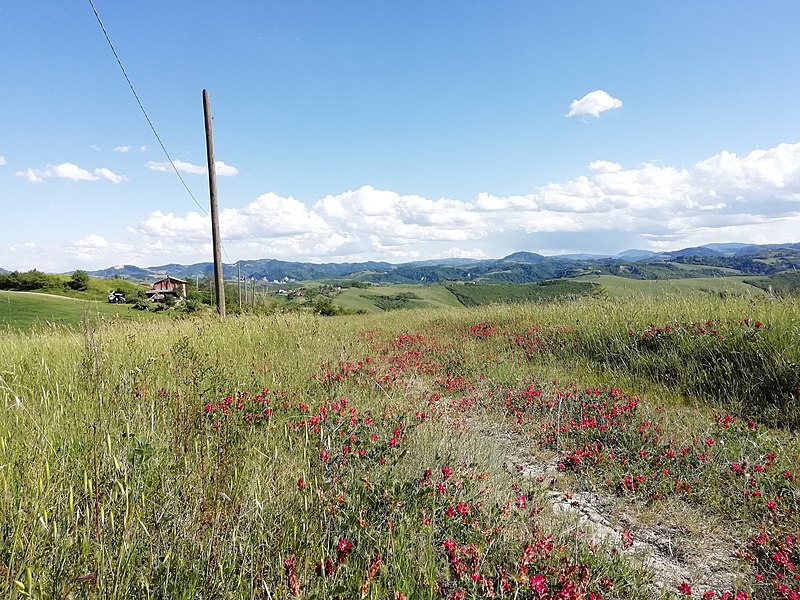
[76,234,109,250]
[146,159,238,176]
[0,155,6,166]
[138,210,210,241]
[440,247,490,260]
[588,160,622,174]
[15,162,126,183]
[120,141,800,265]
[10,242,36,251]
[93,168,126,184]
[566,89,623,118]
[114,146,131,153]
[6,140,800,272]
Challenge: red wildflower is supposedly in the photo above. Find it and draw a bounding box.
[315,559,334,577]
[337,537,353,562]
[529,574,549,597]
[359,554,382,598]
[677,581,692,596]
[621,530,634,549]
[284,554,300,596]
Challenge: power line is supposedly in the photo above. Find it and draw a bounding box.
[86,0,208,217]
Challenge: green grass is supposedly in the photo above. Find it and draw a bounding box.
[1,273,148,303]
[576,274,766,298]
[0,296,797,598]
[0,290,158,331]
[745,272,800,297]
[335,284,463,312]
[445,280,597,306]
[662,261,743,274]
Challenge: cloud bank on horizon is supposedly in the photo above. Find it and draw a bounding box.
[6,139,798,271]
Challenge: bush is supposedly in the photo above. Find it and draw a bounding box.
[313,296,342,316]
[181,298,204,314]
[0,269,54,291]
[67,270,90,291]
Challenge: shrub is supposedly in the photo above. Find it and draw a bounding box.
[67,270,90,291]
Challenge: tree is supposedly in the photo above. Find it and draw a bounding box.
[67,270,90,291]
[313,296,340,316]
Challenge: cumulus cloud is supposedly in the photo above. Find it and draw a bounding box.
[76,234,109,250]
[8,140,800,272]
[0,155,6,166]
[146,159,238,176]
[113,145,147,153]
[93,168,126,184]
[588,160,622,174]
[129,140,799,263]
[15,162,126,183]
[566,89,623,118]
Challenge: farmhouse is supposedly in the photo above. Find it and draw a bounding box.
[146,276,187,301]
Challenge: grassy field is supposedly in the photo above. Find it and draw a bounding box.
[0,290,157,331]
[336,277,765,313]
[1,296,798,598]
[578,274,766,298]
[446,280,597,306]
[335,284,463,312]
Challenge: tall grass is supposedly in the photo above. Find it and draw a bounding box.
[0,296,797,598]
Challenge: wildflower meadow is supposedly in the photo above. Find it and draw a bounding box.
[0,295,798,599]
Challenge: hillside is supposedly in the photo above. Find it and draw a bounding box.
[0,290,156,330]
[6,240,788,286]
[445,280,597,306]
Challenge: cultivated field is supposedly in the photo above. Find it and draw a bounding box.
[1,295,798,599]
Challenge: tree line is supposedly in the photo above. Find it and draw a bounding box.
[0,269,90,292]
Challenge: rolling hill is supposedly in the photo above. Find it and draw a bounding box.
[66,241,800,285]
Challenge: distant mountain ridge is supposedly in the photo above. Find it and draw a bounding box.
[4,241,797,284]
[83,241,800,283]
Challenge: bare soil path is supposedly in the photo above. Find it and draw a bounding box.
[479,418,744,597]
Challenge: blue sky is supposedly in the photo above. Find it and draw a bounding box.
[2,1,799,272]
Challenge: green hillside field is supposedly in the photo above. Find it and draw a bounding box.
[334,284,463,312]
[0,290,157,331]
[577,274,766,298]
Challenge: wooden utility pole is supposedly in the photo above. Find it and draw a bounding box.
[203,89,225,318]
[237,261,242,308]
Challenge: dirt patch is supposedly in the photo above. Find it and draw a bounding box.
[480,419,744,597]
